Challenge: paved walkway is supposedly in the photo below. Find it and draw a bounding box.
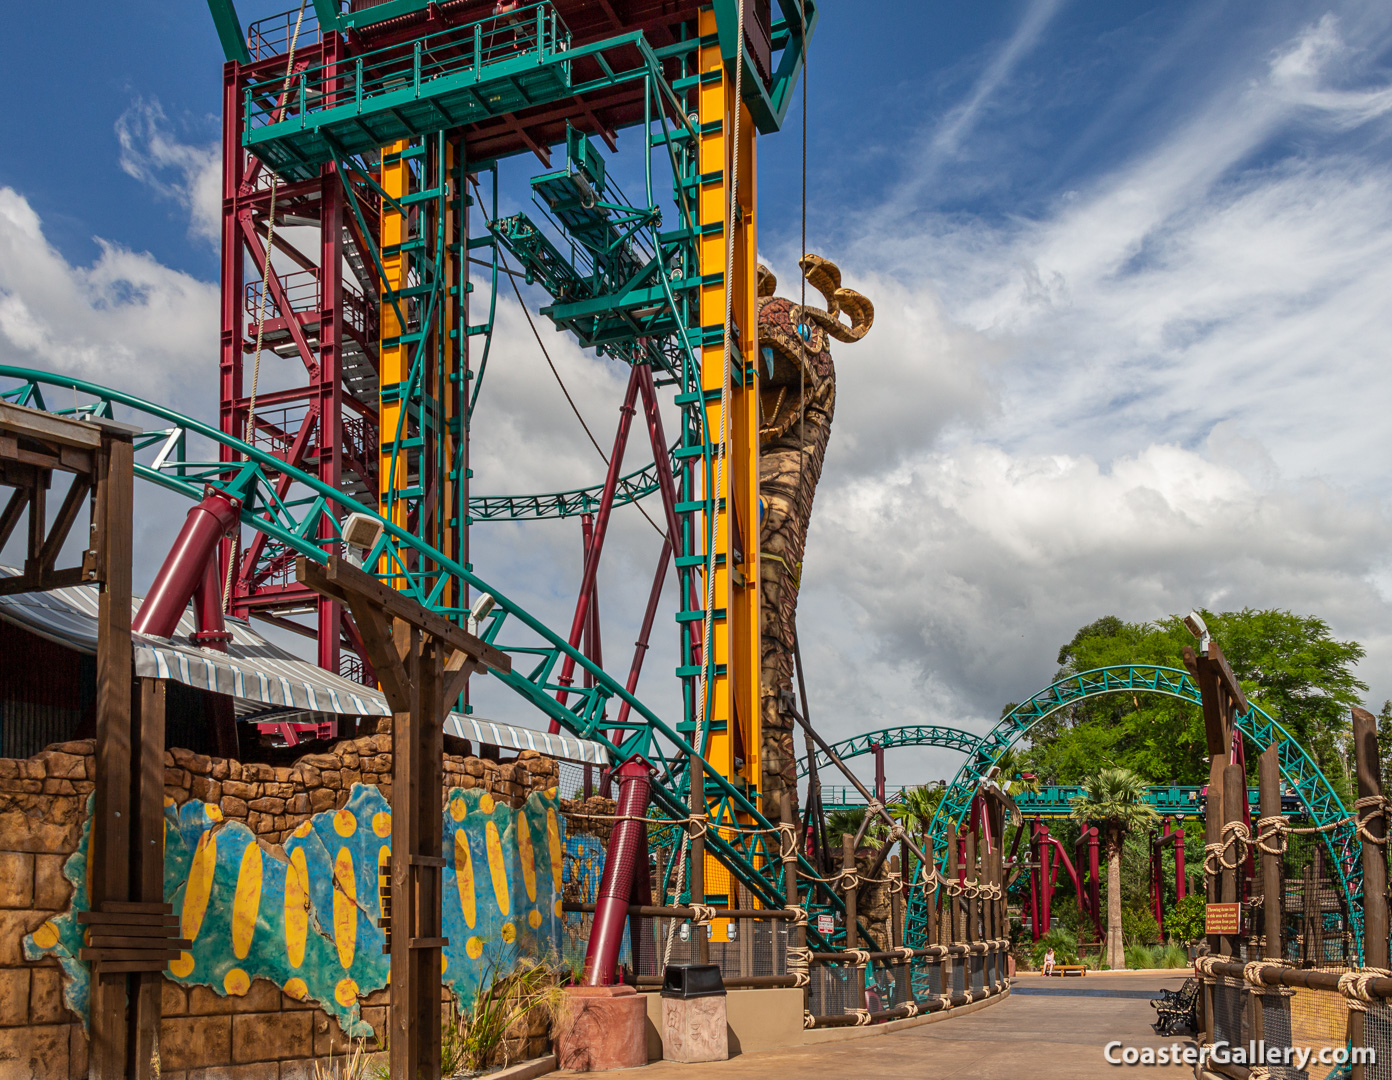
[611,973,1196,1080]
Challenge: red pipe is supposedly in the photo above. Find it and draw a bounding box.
[134,491,241,639]
[1039,821,1053,935]
[190,555,233,651]
[635,366,700,658]
[612,538,673,734]
[583,758,653,985]
[873,742,885,805]
[1029,822,1041,941]
[1086,825,1102,942]
[1043,836,1088,919]
[552,368,642,728]
[1173,825,1186,902]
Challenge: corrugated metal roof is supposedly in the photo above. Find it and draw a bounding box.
[0,569,607,765]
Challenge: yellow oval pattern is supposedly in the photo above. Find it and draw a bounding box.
[231,842,263,960]
[486,821,509,915]
[333,847,357,969]
[181,831,218,943]
[454,830,476,929]
[224,967,250,996]
[545,809,563,892]
[285,848,309,969]
[516,816,537,903]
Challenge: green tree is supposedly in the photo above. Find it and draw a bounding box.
[1071,768,1159,969]
[1022,610,1365,792]
[1165,893,1207,944]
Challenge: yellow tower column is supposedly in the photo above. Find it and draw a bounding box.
[696,5,762,909]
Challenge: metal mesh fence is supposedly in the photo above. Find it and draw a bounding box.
[809,962,860,1017]
[952,958,965,996]
[629,917,789,979]
[1214,975,1248,1048]
[1362,999,1392,1080]
[1288,983,1351,1070]
[909,956,944,999]
[971,954,985,996]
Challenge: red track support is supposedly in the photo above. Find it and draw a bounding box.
[134,492,242,639]
[553,368,642,721]
[584,758,653,985]
[873,742,885,805]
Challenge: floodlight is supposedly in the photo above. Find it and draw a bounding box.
[342,512,385,553]
[470,593,496,622]
[1184,610,1211,655]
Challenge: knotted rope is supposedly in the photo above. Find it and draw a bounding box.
[1338,968,1392,1012]
[785,904,809,928]
[1354,796,1392,845]
[786,945,811,987]
[687,904,718,926]
[850,1008,873,1026]
[844,948,872,966]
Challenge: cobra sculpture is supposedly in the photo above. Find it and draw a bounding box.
[756,255,873,820]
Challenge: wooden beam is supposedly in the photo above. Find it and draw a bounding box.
[342,596,411,713]
[36,474,92,574]
[90,432,135,1080]
[300,555,510,674]
[1204,642,1250,715]
[0,400,102,450]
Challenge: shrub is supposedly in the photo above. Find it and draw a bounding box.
[1031,927,1079,969]
[1155,942,1190,968]
[1122,907,1161,946]
[1124,943,1158,969]
[1165,894,1207,944]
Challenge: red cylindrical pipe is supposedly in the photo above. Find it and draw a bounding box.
[134,491,241,639]
[583,758,653,986]
[1174,826,1186,902]
[190,553,233,651]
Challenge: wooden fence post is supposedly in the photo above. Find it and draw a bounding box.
[843,833,865,1013]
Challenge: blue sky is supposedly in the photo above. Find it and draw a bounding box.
[1,1,1390,784]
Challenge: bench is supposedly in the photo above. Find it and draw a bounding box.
[1046,964,1088,977]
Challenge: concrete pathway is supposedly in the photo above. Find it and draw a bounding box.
[599,972,1196,1080]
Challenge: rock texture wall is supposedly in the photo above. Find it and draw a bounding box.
[0,737,565,1080]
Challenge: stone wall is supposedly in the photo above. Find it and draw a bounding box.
[0,736,563,1080]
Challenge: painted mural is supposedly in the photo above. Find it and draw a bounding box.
[23,784,566,1037]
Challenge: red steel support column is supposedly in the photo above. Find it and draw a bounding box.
[553,367,642,722]
[584,758,654,985]
[1028,820,1041,941]
[1038,820,1052,936]
[134,492,242,638]
[1173,825,1186,902]
[1086,824,1102,942]
[873,742,885,805]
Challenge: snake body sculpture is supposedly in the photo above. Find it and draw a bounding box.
[756,256,873,820]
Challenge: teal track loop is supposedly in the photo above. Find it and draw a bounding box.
[907,665,1362,961]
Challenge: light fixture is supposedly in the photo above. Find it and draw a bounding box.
[468,592,496,636]
[1184,610,1211,655]
[342,512,385,554]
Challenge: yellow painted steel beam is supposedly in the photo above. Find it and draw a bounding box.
[696,5,762,908]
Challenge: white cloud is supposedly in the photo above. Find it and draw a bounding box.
[777,9,1392,775]
[0,187,218,414]
[115,99,221,246]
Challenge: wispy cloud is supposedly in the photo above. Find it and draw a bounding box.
[115,99,221,245]
[777,9,1392,758]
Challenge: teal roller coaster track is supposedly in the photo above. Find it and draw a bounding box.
[0,366,864,952]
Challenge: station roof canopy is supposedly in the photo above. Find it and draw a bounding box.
[0,569,607,765]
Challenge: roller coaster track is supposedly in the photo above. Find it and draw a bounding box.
[468,451,671,522]
[798,724,981,777]
[0,367,856,949]
[906,665,1363,960]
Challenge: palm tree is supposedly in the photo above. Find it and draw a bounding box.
[891,784,944,881]
[991,748,1041,796]
[1070,768,1157,969]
